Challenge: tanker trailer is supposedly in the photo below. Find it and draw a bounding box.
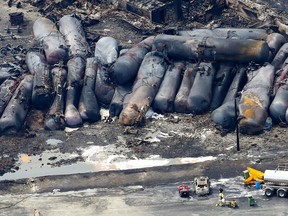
[263,164,288,198]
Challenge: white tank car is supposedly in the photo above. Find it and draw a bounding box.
[264,170,288,185]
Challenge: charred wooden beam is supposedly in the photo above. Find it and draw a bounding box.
[119,0,168,23]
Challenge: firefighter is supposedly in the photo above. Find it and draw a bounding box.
[216,188,225,206]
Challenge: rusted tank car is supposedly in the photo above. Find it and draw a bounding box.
[33,17,68,64]
[178,28,269,40]
[187,63,216,114]
[95,65,115,107]
[119,51,167,125]
[45,67,67,131]
[26,52,54,110]
[0,75,33,135]
[238,64,275,134]
[109,36,155,85]
[174,65,197,113]
[153,62,184,113]
[59,15,91,58]
[94,36,119,65]
[78,58,101,122]
[65,57,85,127]
[210,62,235,111]
[152,34,270,63]
[211,66,247,131]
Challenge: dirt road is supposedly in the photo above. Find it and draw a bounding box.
[1,179,288,216]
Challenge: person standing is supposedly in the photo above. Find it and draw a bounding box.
[216,188,225,206]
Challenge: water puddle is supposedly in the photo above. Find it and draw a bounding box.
[0,144,217,181]
[46,139,63,146]
[0,149,87,181]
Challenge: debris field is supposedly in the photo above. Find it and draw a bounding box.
[0,0,287,179]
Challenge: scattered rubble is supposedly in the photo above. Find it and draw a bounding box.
[0,0,287,177]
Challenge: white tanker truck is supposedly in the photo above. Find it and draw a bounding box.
[263,164,288,198]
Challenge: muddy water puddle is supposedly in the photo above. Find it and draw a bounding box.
[0,149,91,181]
[0,142,217,181]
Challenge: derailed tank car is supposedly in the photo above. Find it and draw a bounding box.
[1,10,288,136]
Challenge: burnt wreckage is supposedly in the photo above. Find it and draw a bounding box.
[0,1,288,136]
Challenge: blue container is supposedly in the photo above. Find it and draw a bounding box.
[255,181,261,189]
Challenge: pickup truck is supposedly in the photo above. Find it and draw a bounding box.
[193,176,211,196]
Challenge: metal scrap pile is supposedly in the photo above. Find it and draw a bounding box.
[0,0,287,136]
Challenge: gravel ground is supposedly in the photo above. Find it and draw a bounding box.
[0,0,287,184]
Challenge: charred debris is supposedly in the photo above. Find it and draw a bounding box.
[0,0,288,136]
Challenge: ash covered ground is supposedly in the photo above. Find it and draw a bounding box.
[0,0,287,181]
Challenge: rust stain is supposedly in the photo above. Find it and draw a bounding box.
[243,108,255,118]
[20,154,31,163]
[243,97,257,107]
[242,97,257,118]
[240,41,265,57]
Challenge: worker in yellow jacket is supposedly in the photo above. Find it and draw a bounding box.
[216,188,225,206]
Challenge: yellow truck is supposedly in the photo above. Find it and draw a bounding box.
[243,167,264,185]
